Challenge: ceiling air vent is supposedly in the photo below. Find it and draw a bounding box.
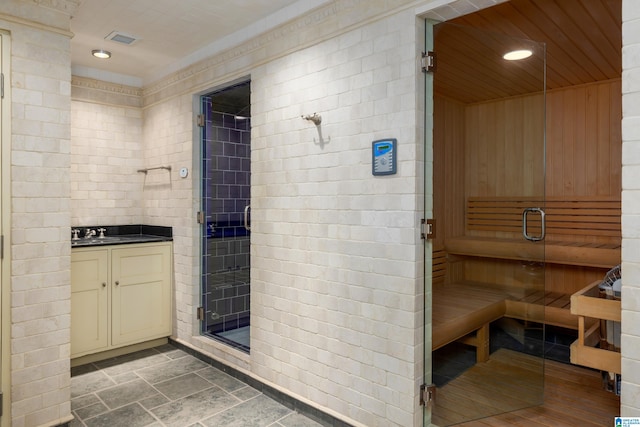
[105,31,140,45]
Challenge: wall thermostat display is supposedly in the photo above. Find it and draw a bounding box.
[372,138,397,176]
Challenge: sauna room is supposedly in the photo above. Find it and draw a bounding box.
[428,0,621,424]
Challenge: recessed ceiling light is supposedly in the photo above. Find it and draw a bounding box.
[92,49,111,59]
[503,49,533,61]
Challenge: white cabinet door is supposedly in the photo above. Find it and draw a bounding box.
[71,249,109,357]
[111,244,172,346]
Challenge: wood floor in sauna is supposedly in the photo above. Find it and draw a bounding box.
[432,349,620,427]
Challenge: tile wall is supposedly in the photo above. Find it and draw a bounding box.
[622,0,640,416]
[202,106,251,339]
[70,90,144,226]
[140,2,428,426]
[2,1,76,426]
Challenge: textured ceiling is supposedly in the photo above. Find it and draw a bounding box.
[70,0,323,85]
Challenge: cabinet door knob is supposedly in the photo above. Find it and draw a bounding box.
[115,280,119,286]
[102,282,106,288]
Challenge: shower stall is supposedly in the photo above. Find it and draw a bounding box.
[200,81,251,352]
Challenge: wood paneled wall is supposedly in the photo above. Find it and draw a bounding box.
[434,79,622,229]
[433,96,466,251]
[434,79,622,294]
[546,79,622,197]
[464,93,545,198]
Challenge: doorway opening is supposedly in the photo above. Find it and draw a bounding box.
[200,80,251,352]
[426,0,622,424]
[429,20,547,425]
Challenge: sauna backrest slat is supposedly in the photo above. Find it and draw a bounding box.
[467,196,621,239]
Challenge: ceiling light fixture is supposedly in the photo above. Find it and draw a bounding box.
[503,49,533,61]
[92,49,111,59]
[234,105,250,121]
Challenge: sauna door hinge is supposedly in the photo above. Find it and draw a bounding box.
[197,114,205,127]
[0,391,4,416]
[197,306,205,321]
[0,235,3,259]
[197,211,205,224]
[1,73,4,99]
[421,51,436,73]
[420,383,436,407]
[421,219,435,240]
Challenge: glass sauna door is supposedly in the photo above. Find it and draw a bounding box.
[200,81,251,352]
[428,21,546,425]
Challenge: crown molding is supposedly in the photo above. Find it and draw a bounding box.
[141,0,431,106]
[0,12,73,37]
[142,0,363,98]
[72,76,143,96]
[0,0,79,36]
[26,0,80,15]
[71,76,143,108]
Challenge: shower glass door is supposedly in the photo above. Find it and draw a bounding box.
[427,20,546,425]
[200,81,251,352]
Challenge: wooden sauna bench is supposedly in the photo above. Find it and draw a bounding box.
[432,196,620,361]
[432,282,509,362]
[432,280,575,361]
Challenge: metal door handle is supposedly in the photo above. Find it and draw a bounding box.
[244,205,251,231]
[522,207,545,241]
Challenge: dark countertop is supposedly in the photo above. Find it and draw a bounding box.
[71,225,172,248]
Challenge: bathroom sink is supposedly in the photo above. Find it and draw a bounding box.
[72,236,123,246]
[71,234,170,247]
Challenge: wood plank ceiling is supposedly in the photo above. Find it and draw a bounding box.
[434,0,621,104]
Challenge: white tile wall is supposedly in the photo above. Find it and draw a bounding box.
[141,94,199,343]
[622,0,640,417]
[70,95,144,226]
[2,0,76,425]
[141,2,428,425]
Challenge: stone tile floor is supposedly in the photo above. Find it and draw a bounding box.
[71,344,323,427]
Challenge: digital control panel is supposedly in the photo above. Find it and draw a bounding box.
[372,138,397,176]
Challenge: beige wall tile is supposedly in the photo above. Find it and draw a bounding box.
[623,0,640,415]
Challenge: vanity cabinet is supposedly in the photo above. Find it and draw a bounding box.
[71,242,172,358]
[70,249,109,356]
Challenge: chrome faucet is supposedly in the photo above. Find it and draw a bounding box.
[84,229,96,239]
[71,229,80,240]
[97,228,106,238]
